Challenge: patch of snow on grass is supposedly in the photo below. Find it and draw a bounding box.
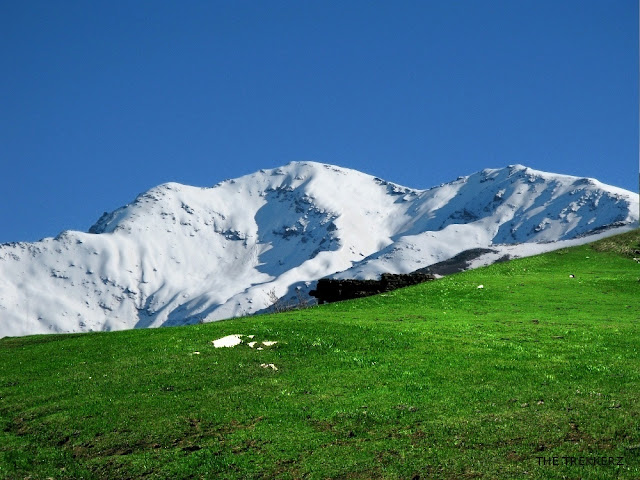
[212,334,243,348]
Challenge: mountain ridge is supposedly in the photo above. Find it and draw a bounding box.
[0,161,637,337]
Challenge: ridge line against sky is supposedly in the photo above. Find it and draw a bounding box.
[1,0,638,244]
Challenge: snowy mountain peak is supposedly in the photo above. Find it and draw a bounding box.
[1,163,637,337]
[507,163,528,171]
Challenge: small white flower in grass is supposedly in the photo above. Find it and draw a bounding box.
[477,285,484,289]
[260,363,278,370]
[262,341,278,347]
[248,341,257,348]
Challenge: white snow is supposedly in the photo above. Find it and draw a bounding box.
[0,161,637,337]
[211,334,243,348]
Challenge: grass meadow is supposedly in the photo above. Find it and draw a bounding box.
[1,229,639,479]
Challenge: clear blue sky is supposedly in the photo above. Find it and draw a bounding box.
[1,0,637,243]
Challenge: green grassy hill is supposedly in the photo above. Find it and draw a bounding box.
[2,229,639,479]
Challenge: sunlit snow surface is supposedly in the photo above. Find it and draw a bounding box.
[0,162,637,337]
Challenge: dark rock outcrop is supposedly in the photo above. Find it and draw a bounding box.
[310,273,436,304]
[414,248,500,276]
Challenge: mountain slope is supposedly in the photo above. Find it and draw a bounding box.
[0,162,637,337]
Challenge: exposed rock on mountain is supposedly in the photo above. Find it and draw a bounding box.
[310,273,436,304]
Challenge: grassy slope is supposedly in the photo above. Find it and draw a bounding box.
[1,230,639,479]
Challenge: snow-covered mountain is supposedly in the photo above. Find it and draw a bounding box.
[0,162,637,337]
